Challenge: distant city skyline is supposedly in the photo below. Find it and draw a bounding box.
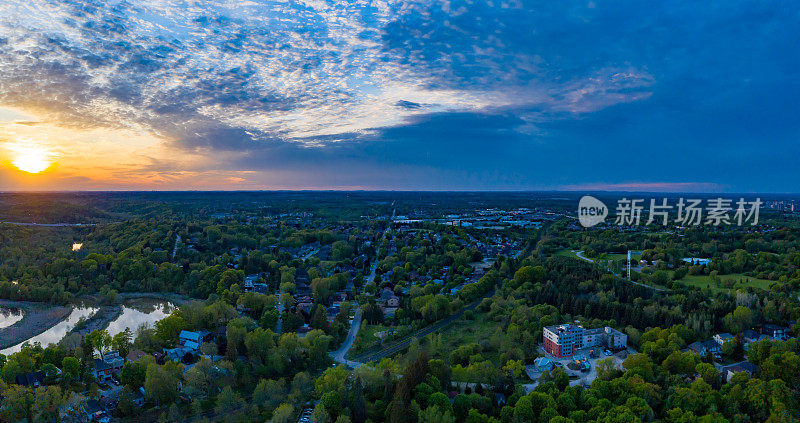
[0,1,797,192]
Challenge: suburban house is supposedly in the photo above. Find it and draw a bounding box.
[687,340,721,357]
[720,361,758,382]
[93,359,113,382]
[82,399,111,423]
[760,324,790,341]
[326,306,340,321]
[377,287,395,306]
[243,274,260,291]
[297,301,314,315]
[102,351,125,372]
[179,330,202,351]
[742,329,761,344]
[534,357,554,372]
[713,333,735,346]
[164,346,195,363]
[92,350,124,382]
[543,324,628,358]
[15,371,45,387]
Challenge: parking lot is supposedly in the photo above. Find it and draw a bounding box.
[524,345,634,391]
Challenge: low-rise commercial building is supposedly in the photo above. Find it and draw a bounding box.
[543,324,627,358]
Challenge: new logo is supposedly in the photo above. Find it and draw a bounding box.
[578,196,608,227]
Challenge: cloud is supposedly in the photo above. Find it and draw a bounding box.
[557,182,726,193]
[0,1,797,190]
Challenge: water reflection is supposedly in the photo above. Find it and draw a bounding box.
[0,307,24,329]
[1,306,97,355]
[106,299,174,337]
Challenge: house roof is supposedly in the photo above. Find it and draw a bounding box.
[742,329,759,340]
[84,399,103,414]
[127,349,148,362]
[15,371,44,386]
[179,330,202,341]
[94,358,112,372]
[723,361,757,374]
[184,340,200,350]
[687,341,705,351]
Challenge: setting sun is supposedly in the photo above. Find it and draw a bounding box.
[10,145,54,174]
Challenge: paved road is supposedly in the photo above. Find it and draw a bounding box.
[275,289,285,334]
[330,308,363,367]
[328,212,392,367]
[171,234,181,260]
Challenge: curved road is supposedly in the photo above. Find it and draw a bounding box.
[330,211,393,367]
[330,308,363,367]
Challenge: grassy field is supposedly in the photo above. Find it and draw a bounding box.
[553,249,581,259]
[424,312,506,365]
[552,249,641,261]
[672,272,774,292]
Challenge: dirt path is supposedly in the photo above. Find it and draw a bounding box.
[0,300,72,350]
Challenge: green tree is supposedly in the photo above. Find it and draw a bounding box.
[272,403,295,423]
[144,362,181,406]
[215,386,245,415]
[32,386,66,423]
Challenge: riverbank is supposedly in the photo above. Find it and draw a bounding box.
[0,300,72,350]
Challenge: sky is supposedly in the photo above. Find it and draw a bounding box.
[0,0,797,192]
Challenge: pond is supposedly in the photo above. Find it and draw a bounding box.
[0,298,175,355]
[0,307,24,329]
[1,306,97,355]
[105,298,175,337]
